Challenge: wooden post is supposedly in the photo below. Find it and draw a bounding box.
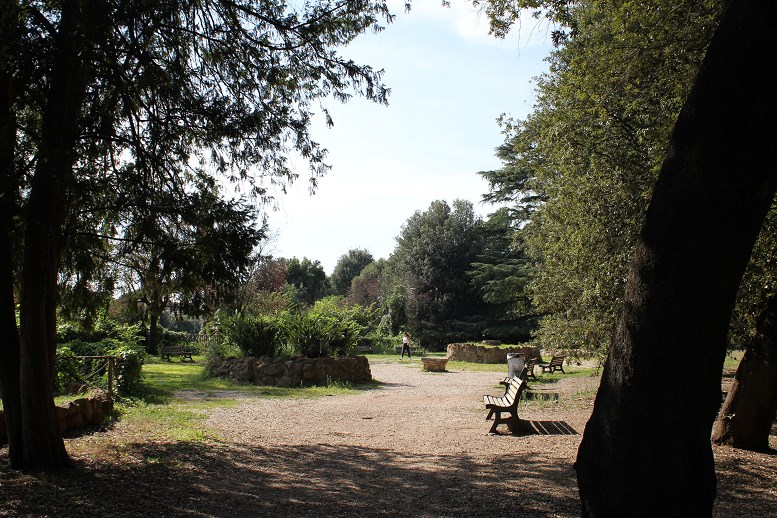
[107,356,114,400]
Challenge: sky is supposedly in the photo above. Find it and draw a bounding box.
[262,0,554,274]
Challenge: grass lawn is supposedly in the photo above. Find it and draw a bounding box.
[108,356,369,442]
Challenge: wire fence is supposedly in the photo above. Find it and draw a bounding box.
[73,356,117,399]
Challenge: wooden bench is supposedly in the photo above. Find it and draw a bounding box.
[356,344,373,354]
[525,357,538,379]
[483,376,527,433]
[538,354,566,374]
[160,346,195,362]
[500,367,529,390]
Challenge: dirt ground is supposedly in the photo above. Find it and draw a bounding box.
[1,359,776,517]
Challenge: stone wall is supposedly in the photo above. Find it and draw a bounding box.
[207,355,372,386]
[446,343,542,364]
[0,390,113,445]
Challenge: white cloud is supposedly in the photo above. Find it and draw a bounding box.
[258,0,554,274]
[391,0,556,49]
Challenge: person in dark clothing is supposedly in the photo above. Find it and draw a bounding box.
[401,331,412,359]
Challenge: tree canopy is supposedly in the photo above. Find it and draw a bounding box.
[480,0,726,353]
[0,0,397,471]
[387,200,486,349]
[329,248,374,296]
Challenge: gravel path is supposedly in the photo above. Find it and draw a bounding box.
[2,359,775,517]
[207,359,592,453]
[199,360,777,517]
[199,359,595,517]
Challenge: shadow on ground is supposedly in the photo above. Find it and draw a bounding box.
[0,441,581,517]
[529,421,579,435]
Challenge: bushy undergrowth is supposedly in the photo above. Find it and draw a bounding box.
[56,316,147,396]
[202,296,380,359]
[212,313,284,358]
[283,312,359,358]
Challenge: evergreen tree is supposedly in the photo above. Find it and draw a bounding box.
[389,200,485,349]
[329,249,374,296]
[0,0,395,471]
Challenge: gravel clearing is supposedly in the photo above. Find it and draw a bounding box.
[2,358,775,517]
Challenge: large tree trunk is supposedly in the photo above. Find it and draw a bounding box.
[17,0,94,471]
[148,309,160,355]
[0,2,22,467]
[575,1,777,515]
[711,294,777,451]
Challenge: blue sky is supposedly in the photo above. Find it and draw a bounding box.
[263,1,554,273]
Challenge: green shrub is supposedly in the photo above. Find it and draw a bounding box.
[198,316,242,358]
[211,313,283,358]
[283,312,360,358]
[159,327,196,351]
[107,341,146,395]
[361,331,397,354]
[58,337,146,396]
[55,346,84,392]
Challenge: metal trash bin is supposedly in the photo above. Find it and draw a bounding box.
[507,353,525,379]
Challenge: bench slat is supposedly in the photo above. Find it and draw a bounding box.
[483,377,526,432]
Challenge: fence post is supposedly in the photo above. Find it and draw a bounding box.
[107,356,115,399]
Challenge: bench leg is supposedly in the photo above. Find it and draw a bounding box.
[489,409,524,434]
[486,409,494,420]
[489,412,502,433]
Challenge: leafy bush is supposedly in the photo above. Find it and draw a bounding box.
[58,337,146,396]
[107,341,146,395]
[55,346,84,392]
[283,312,360,358]
[57,314,146,348]
[201,299,375,360]
[201,312,283,358]
[361,331,397,354]
[158,327,195,351]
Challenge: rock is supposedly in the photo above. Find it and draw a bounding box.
[446,343,542,364]
[73,397,93,422]
[229,359,256,382]
[421,357,449,372]
[210,355,372,386]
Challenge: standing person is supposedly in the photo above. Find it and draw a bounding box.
[401,331,412,359]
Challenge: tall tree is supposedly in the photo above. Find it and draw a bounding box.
[467,208,536,343]
[389,199,485,349]
[480,0,723,353]
[118,183,263,354]
[711,293,777,451]
[0,0,395,471]
[0,0,23,468]
[348,259,385,307]
[329,248,374,296]
[575,0,777,514]
[283,257,328,306]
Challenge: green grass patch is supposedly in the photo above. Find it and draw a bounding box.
[141,359,366,401]
[723,349,744,370]
[113,401,213,442]
[101,356,371,443]
[531,366,600,384]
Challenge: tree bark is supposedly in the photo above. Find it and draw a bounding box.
[18,0,94,471]
[148,309,159,355]
[0,3,22,466]
[575,0,777,515]
[711,294,777,451]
